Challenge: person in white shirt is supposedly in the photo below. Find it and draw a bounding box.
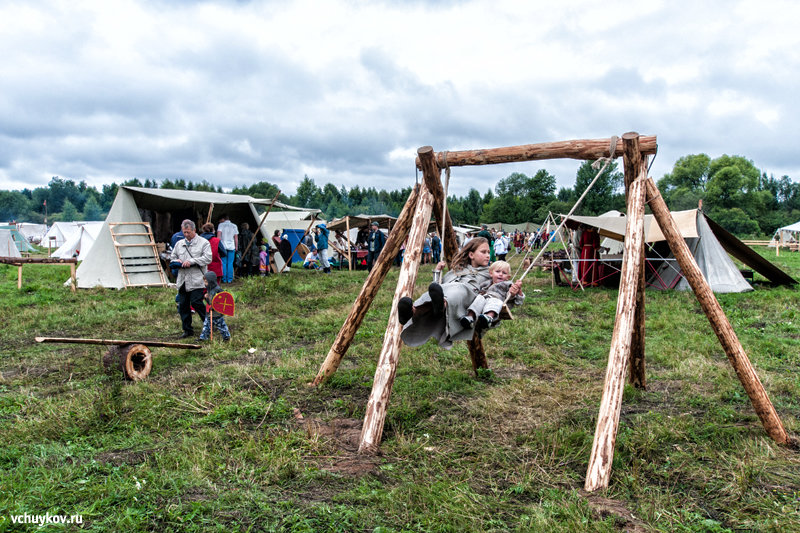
[216,215,239,283]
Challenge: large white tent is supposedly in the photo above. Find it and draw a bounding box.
[75,187,318,288]
[562,209,795,293]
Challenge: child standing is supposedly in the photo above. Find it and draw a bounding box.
[198,271,231,342]
[458,260,524,337]
[259,245,269,276]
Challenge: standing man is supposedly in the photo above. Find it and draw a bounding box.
[217,215,239,283]
[431,231,441,264]
[315,222,332,274]
[477,224,494,262]
[171,220,212,339]
[366,221,387,271]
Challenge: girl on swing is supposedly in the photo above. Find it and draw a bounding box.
[397,237,496,349]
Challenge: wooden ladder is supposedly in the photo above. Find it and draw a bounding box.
[109,222,168,288]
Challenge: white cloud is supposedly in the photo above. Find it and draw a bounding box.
[1,0,799,198]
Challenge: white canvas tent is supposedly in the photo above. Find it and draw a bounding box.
[52,222,103,260]
[15,223,48,245]
[43,222,83,248]
[0,229,22,258]
[562,209,796,293]
[75,187,317,288]
[771,220,800,248]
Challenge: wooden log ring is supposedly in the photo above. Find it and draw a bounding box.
[102,343,153,381]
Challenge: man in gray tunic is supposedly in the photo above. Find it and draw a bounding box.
[171,219,212,338]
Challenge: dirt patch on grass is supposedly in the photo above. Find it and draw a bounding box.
[297,415,380,476]
[581,491,649,532]
[96,447,157,466]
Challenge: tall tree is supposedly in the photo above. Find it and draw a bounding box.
[572,160,624,215]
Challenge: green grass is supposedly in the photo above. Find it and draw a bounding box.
[1,249,799,532]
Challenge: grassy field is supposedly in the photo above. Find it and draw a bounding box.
[1,248,799,532]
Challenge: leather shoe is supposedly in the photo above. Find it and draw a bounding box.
[428,283,444,318]
[178,331,194,339]
[398,297,414,325]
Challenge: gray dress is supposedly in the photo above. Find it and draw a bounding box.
[400,265,492,349]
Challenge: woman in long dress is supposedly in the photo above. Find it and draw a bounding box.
[579,226,600,286]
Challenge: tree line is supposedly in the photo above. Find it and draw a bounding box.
[1,154,798,237]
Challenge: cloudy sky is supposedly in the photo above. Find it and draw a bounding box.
[2,0,799,197]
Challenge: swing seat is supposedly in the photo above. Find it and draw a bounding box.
[499,304,514,321]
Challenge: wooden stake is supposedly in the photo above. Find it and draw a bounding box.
[622,133,646,389]
[359,183,434,454]
[585,173,647,492]
[415,136,657,169]
[311,186,421,386]
[18,265,22,289]
[645,178,790,446]
[70,263,76,293]
[467,334,489,373]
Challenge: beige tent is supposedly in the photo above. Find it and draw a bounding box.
[561,209,796,293]
[75,187,317,288]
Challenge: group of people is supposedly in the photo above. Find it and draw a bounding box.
[467,224,554,261]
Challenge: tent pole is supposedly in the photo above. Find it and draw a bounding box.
[206,203,214,225]
[280,215,316,273]
[241,190,282,262]
[346,216,352,271]
[645,177,792,447]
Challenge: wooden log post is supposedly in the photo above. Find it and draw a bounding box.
[622,133,647,389]
[585,173,648,492]
[311,186,420,386]
[417,146,460,263]
[415,136,657,169]
[645,178,791,446]
[102,343,153,381]
[359,184,435,454]
[467,334,489,373]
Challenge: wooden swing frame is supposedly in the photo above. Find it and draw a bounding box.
[310,133,794,492]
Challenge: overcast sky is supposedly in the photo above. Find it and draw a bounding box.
[2,0,799,198]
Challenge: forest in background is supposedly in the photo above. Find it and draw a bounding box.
[1,154,799,237]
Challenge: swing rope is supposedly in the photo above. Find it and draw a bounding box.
[506,135,620,299]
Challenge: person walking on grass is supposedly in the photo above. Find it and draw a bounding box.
[314,222,332,274]
[170,220,211,339]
